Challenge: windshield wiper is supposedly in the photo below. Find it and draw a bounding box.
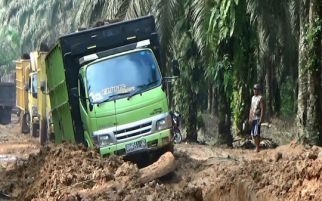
[127,81,160,100]
[96,92,131,105]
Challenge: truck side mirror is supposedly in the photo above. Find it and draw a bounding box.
[172,59,180,77]
[71,87,79,98]
[40,80,46,93]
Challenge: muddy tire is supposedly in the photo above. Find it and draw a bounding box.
[31,123,39,137]
[149,143,174,165]
[47,119,55,142]
[162,143,174,154]
[21,113,30,134]
[39,119,47,145]
[49,131,55,142]
[154,143,174,161]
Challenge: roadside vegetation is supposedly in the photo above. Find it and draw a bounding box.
[0,0,321,145]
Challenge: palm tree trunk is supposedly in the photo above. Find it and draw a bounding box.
[297,0,309,139]
[207,84,213,113]
[306,0,322,144]
[186,87,198,142]
[217,87,233,146]
[297,0,322,145]
[265,55,273,120]
[213,86,219,116]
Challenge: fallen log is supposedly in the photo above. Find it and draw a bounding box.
[139,151,176,184]
[69,152,176,199]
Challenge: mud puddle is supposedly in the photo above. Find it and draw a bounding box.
[0,154,17,162]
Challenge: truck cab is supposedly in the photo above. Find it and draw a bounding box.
[77,47,172,155]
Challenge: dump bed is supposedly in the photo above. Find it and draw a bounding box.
[46,15,161,144]
[16,60,30,112]
[0,82,15,107]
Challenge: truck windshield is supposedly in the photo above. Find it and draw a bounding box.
[32,74,37,94]
[86,49,161,103]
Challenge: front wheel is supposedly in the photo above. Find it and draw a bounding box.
[21,113,30,134]
[173,129,182,144]
[39,119,47,145]
[31,122,39,137]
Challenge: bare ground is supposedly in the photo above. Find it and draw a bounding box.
[0,117,322,201]
[0,116,40,170]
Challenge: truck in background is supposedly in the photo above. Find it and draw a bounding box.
[30,51,54,145]
[16,58,31,133]
[46,16,179,157]
[0,82,15,124]
[16,54,39,136]
[27,70,39,137]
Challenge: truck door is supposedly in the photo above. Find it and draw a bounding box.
[78,76,91,144]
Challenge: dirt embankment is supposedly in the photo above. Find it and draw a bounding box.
[0,144,199,201]
[0,142,322,201]
[1,118,322,201]
[194,142,322,201]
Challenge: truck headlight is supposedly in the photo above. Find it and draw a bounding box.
[156,115,172,131]
[97,134,114,147]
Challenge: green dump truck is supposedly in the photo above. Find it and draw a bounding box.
[46,16,178,156]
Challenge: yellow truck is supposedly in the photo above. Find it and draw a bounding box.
[30,51,54,144]
[16,54,40,136]
[28,53,40,137]
[15,58,31,133]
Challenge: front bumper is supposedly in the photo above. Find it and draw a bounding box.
[99,128,172,156]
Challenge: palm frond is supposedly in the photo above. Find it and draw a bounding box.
[116,0,152,20]
[190,0,212,57]
[153,0,180,61]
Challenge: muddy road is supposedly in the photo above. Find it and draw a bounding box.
[0,116,40,170]
[0,117,322,201]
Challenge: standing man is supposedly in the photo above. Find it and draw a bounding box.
[249,84,264,152]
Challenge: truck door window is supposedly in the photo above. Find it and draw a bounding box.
[28,77,32,91]
[79,77,86,107]
[32,74,38,98]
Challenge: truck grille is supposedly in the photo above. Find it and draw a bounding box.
[114,122,152,141]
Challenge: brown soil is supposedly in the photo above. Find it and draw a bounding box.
[1,118,322,201]
[0,116,40,169]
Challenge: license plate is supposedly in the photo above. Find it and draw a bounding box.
[125,139,147,153]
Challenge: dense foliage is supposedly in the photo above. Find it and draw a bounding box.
[0,0,321,144]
